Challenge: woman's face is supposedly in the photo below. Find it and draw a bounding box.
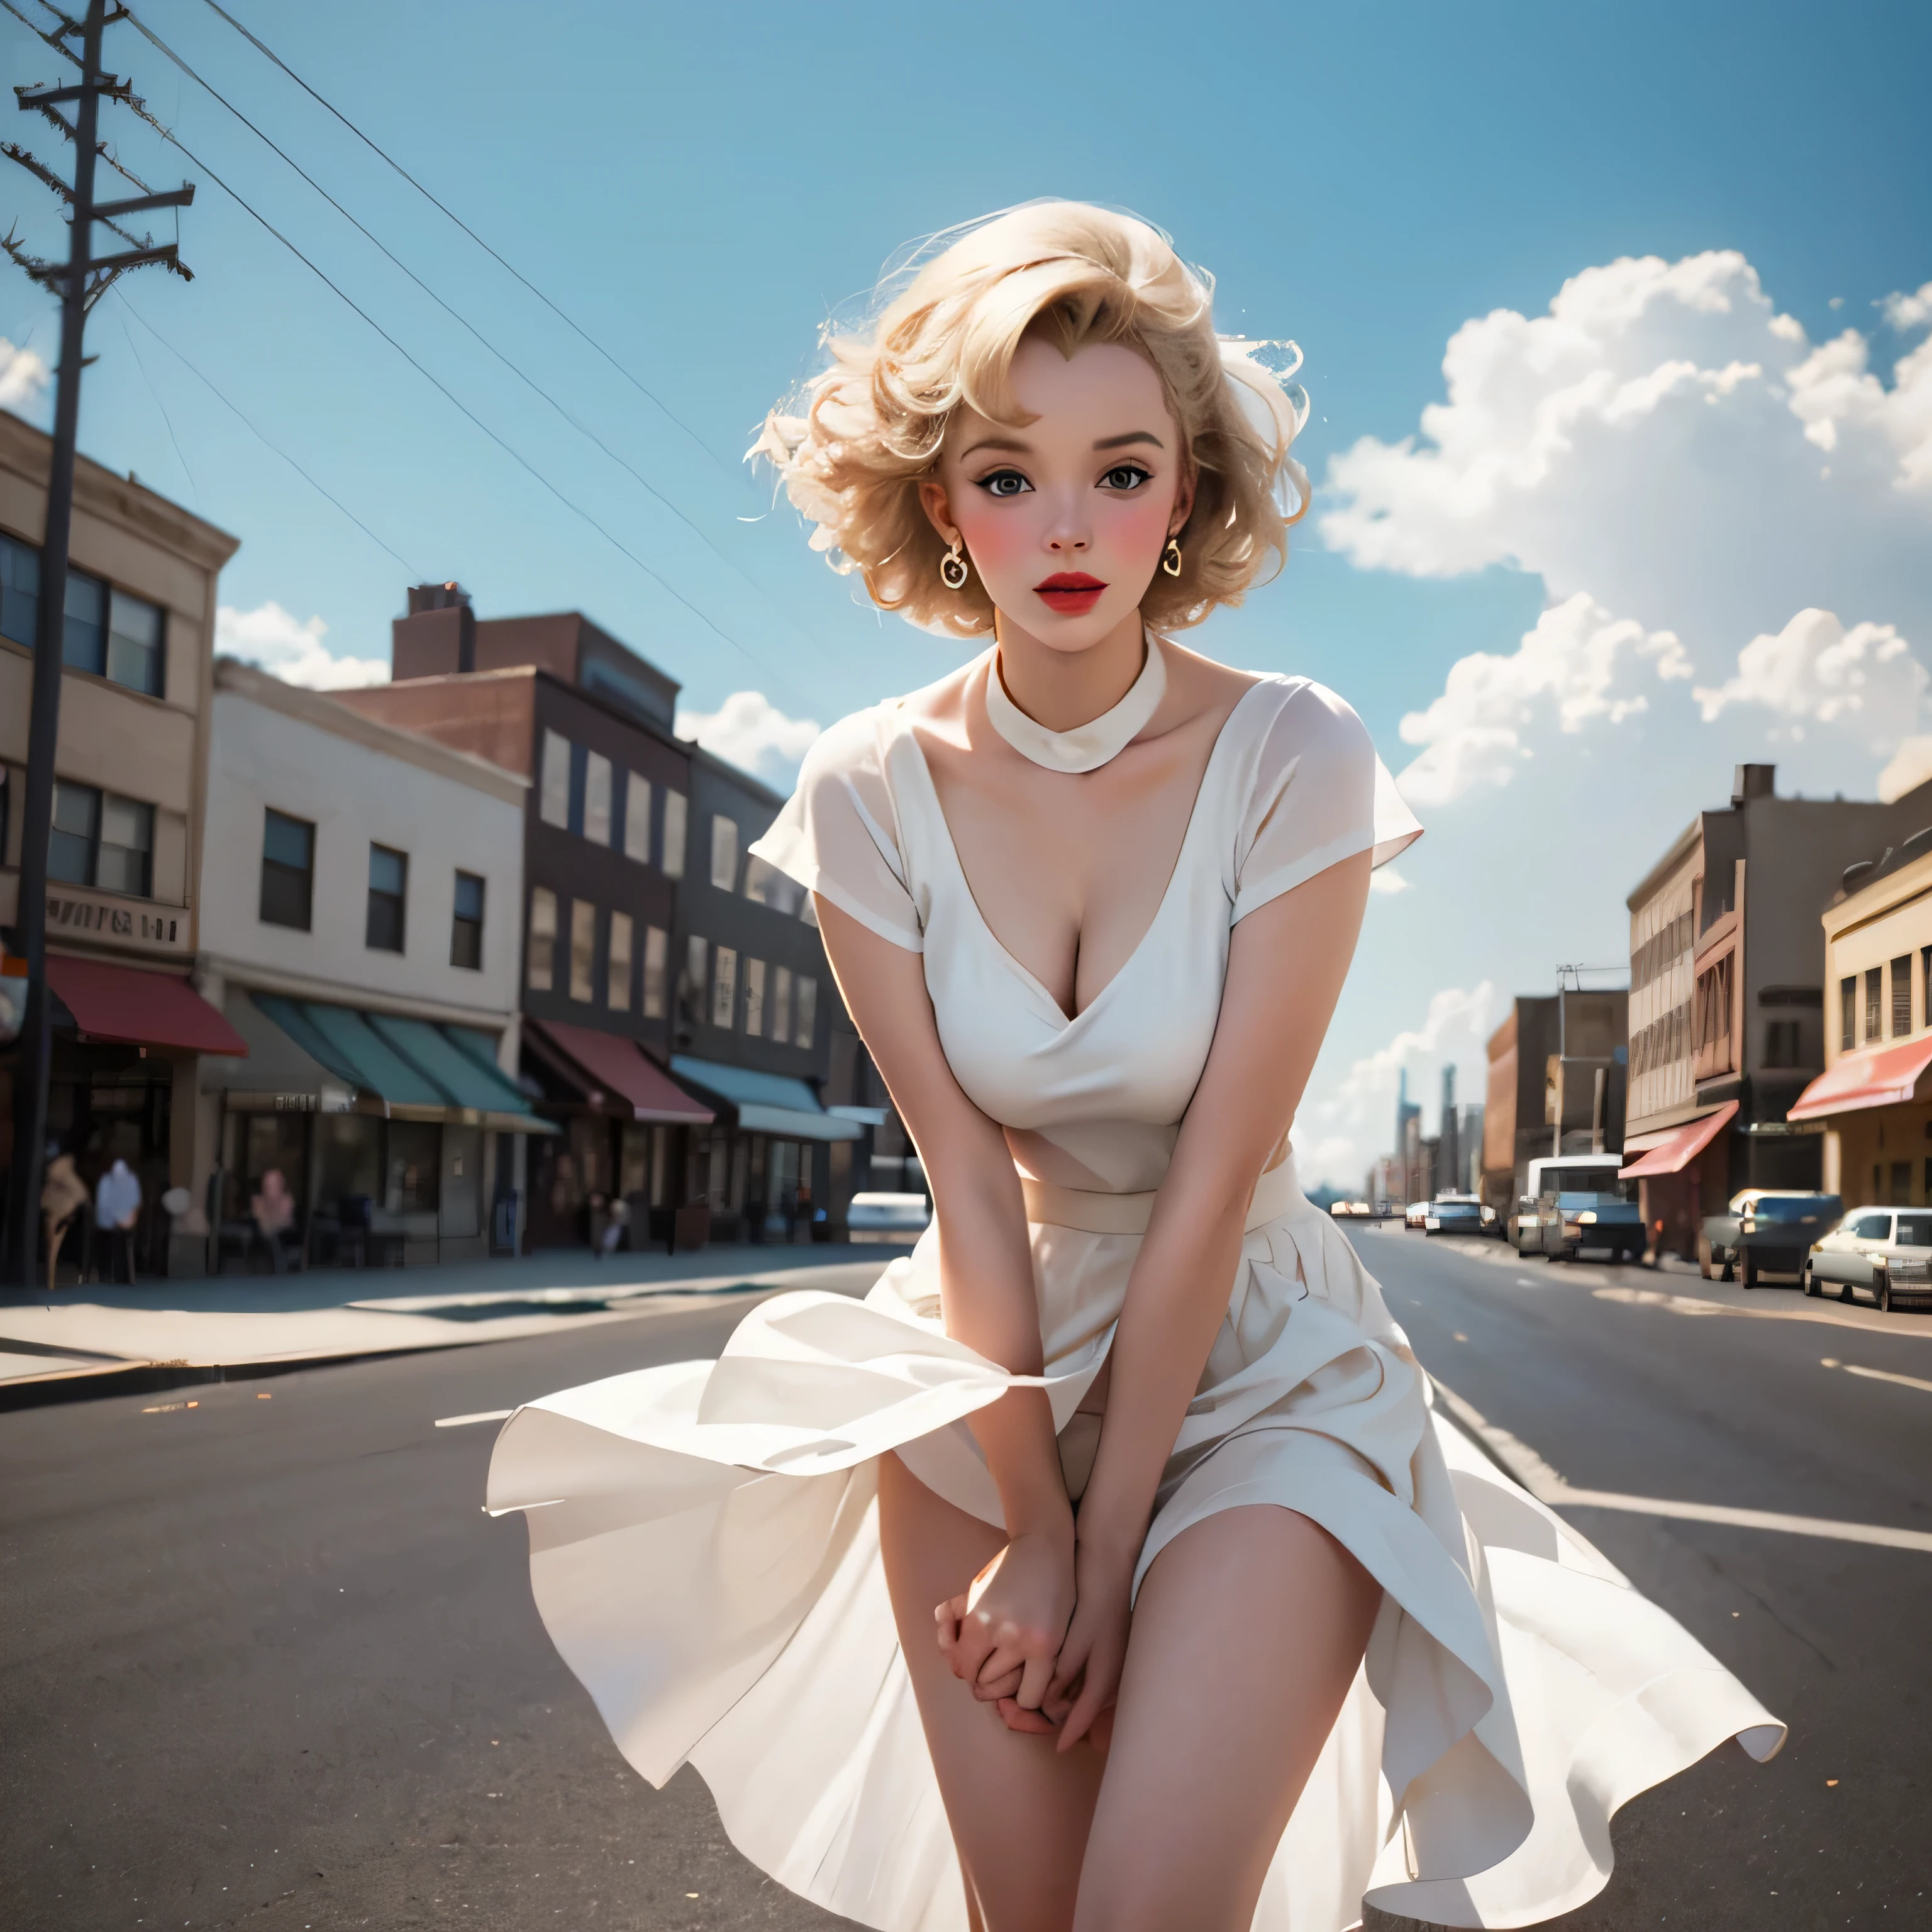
[923,337,1192,653]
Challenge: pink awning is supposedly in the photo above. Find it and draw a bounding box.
[527,1018,714,1123]
[1619,1100,1738,1179]
[1787,1036,1932,1122]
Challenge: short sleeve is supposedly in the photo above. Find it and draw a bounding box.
[748,706,925,951]
[1231,680,1423,923]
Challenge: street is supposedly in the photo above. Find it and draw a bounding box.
[4,1238,1930,1931]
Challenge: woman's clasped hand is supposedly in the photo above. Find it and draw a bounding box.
[934,1528,1135,1753]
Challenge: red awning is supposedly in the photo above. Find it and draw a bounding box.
[1619,1100,1738,1179]
[528,1018,714,1123]
[46,953,248,1056]
[1787,1036,1932,1122]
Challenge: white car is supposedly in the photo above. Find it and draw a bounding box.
[1805,1206,1932,1312]
[1404,1201,1430,1230]
[845,1191,931,1245]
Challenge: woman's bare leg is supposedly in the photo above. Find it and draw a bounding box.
[1072,1505,1381,1932]
[878,1451,1104,1932]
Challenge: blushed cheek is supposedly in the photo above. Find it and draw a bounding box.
[1104,493,1176,574]
[956,502,1036,580]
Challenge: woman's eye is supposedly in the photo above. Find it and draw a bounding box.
[1099,464,1153,492]
[975,469,1032,498]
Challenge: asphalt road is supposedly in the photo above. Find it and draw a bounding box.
[3,1239,1928,1931]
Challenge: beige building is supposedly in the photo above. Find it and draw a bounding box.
[0,411,243,1275]
[1619,764,1932,1257]
[1789,828,1932,1207]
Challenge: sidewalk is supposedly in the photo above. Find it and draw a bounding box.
[0,1243,902,1409]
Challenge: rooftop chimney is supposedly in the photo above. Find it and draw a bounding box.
[1731,763,1775,809]
[394,582,477,679]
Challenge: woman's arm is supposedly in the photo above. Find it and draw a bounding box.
[813,896,1075,1713]
[1046,849,1372,1747]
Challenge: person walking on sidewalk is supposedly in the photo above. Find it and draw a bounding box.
[94,1157,142,1286]
[40,1146,89,1294]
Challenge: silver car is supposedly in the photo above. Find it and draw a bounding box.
[1806,1206,1932,1312]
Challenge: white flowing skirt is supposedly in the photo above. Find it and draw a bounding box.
[485,1198,1782,1931]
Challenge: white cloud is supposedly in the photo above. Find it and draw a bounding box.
[1296,982,1499,1192]
[676,690,821,788]
[1394,592,1690,808]
[1692,608,1924,731]
[216,601,389,690]
[1320,250,1932,657]
[1882,284,1932,333]
[1368,863,1411,895]
[0,338,50,410]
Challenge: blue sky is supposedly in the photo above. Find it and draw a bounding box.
[4,0,1930,1186]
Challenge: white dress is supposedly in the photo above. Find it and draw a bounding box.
[486,658,1782,1932]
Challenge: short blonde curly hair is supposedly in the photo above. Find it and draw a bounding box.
[752,202,1310,638]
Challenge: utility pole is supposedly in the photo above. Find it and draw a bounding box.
[0,0,192,1289]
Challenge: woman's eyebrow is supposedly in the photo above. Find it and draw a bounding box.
[1092,430,1164,450]
[960,434,1032,459]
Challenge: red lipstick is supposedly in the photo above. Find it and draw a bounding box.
[1033,571,1107,616]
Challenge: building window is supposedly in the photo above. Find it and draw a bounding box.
[709,813,739,892]
[772,963,792,1044]
[661,789,687,880]
[584,751,613,846]
[0,530,40,647]
[48,780,153,897]
[528,887,557,991]
[608,911,633,1011]
[260,808,315,930]
[1841,977,1856,1053]
[794,974,817,1048]
[743,958,766,1036]
[624,772,652,863]
[570,899,597,1002]
[540,729,570,828]
[642,924,668,1018]
[1763,1020,1801,1069]
[711,945,738,1028]
[683,934,707,1021]
[1894,955,1914,1037]
[107,589,164,697]
[451,870,484,970]
[366,844,407,952]
[1866,966,1883,1043]
[60,570,105,674]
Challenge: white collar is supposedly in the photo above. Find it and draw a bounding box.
[984,632,1168,774]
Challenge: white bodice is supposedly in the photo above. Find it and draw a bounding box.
[752,652,1422,1195]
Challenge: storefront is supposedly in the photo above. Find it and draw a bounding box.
[519,1017,714,1249]
[669,1055,863,1245]
[1618,1099,1736,1262]
[1789,1036,1932,1210]
[199,989,550,1270]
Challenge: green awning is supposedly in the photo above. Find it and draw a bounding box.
[236,994,552,1131]
[670,1055,862,1143]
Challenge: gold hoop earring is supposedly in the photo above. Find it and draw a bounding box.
[940,538,970,590]
[1162,536,1183,578]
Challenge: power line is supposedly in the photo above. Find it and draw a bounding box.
[122,5,761,592]
[192,0,734,480]
[116,289,422,575]
[113,103,799,700]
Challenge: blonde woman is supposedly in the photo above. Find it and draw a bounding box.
[489,204,1782,1932]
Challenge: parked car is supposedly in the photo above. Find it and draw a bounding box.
[1424,1194,1495,1236]
[1700,1189,1842,1287]
[1804,1206,1932,1311]
[845,1192,931,1245]
[1328,1199,1372,1219]
[1510,1155,1633,1258]
[1404,1201,1431,1230]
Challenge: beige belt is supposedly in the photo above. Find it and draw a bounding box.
[1019,1158,1303,1235]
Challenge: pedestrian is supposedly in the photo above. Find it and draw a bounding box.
[251,1168,298,1273]
[94,1155,142,1286]
[598,1194,630,1257]
[40,1145,89,1294]
[487,203,1784,1932]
